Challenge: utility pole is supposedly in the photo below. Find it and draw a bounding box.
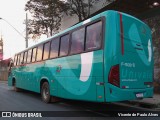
[0,35,3,60]
[0,16,28,49]
[25,13,28,48]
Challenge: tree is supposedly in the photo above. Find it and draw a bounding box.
[25,0,94,40]
[67,0,93,22]
[25,0,67,39]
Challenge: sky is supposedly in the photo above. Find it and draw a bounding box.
[0,0,46,59]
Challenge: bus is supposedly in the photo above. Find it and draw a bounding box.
[8,10,153,103]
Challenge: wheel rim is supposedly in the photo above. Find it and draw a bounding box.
[43,85,49,100]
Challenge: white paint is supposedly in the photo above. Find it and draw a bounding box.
[148,39,152,62]
[83,19,91,25]
[79,52,93,82]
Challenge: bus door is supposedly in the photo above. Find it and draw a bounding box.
[94,51,105,102]
[85,20,105,102]
[77,51,104,102]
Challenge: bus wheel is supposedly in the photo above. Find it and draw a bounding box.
[41,82,51,103]
[13,80,20,92]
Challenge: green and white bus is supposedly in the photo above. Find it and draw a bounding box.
[8,10,153,103]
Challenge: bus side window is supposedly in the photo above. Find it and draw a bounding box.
[20,52,24,65]
[14,55,17,66]
[60,34,69,56]
[85,21,102,51]
[70,28,85,54]
[32,47,37,62]
[43,42,50,60]
[36,44,43,61]
[27,49,32,63]
[23,51,28,64]
[50,38,59,58]
[16,54,20,66]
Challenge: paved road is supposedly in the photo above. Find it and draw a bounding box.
[0,81,159,120]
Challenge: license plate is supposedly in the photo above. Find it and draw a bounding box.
[136,93,143,98]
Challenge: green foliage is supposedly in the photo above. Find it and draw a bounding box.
[25,0,94,40]
[25,0,67,39]
[67,0,93,21]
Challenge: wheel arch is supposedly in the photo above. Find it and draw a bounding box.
[40,77,52,103]
[40,77,50,91]
[12,77,16,86]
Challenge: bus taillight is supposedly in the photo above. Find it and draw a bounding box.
[108,65,120,87]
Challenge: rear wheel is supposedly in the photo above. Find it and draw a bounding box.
[41,82,51,103]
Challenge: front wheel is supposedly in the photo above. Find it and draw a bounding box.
[13,80,20,92]
[41,82,51,103]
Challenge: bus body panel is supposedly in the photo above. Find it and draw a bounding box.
[119,13,153,89]
[9,51,104,102]
[8,76,12,86]
[12,63,44,93]
[105,11,153,102]
[45,50,104,102]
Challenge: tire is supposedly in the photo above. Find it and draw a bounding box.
[13,80,20,92]
[41,82,51,103]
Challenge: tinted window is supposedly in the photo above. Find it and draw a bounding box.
[71,28,85,54]
[20,52,24,64]
[17,54,20,65]
[14,55,17,66]
[32,48,37,62]
[86,21,102,51]
[43,42,50,60]
[50,38,59,58]
[36,44,43,61]
[27,49,32,63]
[23,51,28,64]
[60,34,69,56]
